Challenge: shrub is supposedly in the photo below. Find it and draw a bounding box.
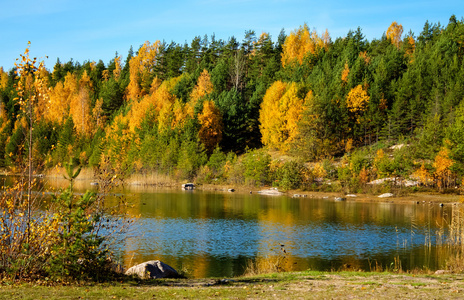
[0,165,132,282]
[272,160,303,191]
[242,149,271,186]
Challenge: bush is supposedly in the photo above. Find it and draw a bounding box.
[47,189,112,281]
[0,166,131,282]
[272,160,303,191]
[242,149,271,186]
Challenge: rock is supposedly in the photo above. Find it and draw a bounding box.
[257,189,283,196]
[434,269,448,275]
[182,183,195,190]
[125,260,180,279]
[389,144,405,150]
[368,177,418,187]
[378,193,394,198]
[346,194,357,197]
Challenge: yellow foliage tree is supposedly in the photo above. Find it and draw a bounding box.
[281,24,330,67]
[198,100,223,153]
[193,69,214,99]
[414,162,431,186]
[0,67,8,90]
[186,70,214,117]
[12,42,50,241]
[127,76,181,132]
[92,97,105,132]
[102,69,110,81]
[126,40,160,101]
[32,64,50,121]
[259,81,287,147]
[259,81,305,152]
[172,98,188,129]
[433,144,454,190]
[346,84,369,114]
[157,100,174,133]
[113,55,122,80]
[404,36,416,62]
[386,21,404,49]
[341,61,349,84]
[70,71,93,136]
[103,114,133,176]
[281,83,306,150]
[46,72,77,124]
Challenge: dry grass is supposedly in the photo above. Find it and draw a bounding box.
[243,246,293,276]
[243,255,288,276]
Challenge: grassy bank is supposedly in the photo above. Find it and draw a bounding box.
[2,271,464,299]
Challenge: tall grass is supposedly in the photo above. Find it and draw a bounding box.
[438,204,464,272]
[243,246,291,276]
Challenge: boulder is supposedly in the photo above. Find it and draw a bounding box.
[125,260,180,279]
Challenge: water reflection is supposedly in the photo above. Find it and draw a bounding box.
[99,186,449,278]
[31,177,454,278]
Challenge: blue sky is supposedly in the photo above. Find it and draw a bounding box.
[0,0,461,71]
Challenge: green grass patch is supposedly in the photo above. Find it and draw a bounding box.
[1,271,463,300]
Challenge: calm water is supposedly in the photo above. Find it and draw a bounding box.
[24,176,455,278]
[93,185,452,278]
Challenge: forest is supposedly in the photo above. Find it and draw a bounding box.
[1,15,464,193]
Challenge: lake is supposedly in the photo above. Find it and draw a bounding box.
[88,184,454,278]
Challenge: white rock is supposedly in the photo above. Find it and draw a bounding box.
[125,260,179,279]
[378,193,394,198]
[257,189,283,196]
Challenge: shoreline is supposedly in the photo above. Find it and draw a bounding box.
[4,167,462,205]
